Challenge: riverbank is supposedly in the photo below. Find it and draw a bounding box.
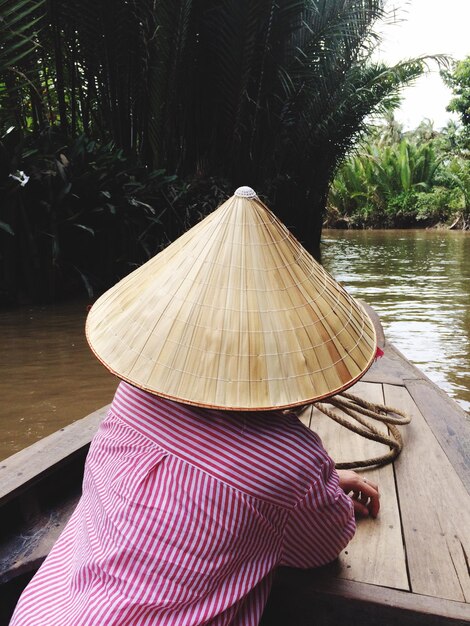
[327,117,470,235]
[325,210,470,231]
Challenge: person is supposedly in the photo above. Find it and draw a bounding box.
[10,187,380,626]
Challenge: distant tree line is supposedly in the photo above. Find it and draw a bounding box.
[1,0,433,304]
[328,59,470,230]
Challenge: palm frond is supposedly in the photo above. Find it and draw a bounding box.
[0,0,44,73]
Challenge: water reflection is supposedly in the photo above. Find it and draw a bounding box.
[322,229,470,413]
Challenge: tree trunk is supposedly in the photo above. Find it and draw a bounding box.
[271,179,327,262]
[50,6,68,136]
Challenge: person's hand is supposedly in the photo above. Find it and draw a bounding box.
[337,470,380,519]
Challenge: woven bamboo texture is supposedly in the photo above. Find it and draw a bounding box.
[86,192,376,409]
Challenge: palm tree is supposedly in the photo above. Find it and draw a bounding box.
[2,0,432,257]
[0,0,45,129]
[329,129,446,226]
[135,0,429,255]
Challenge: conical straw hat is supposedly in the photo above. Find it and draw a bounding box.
[86,187,376,410]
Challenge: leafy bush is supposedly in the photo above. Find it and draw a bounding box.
[327,120,469,229]
[414,187,459,224]
[0,127,178,304]
[385,191,419,225]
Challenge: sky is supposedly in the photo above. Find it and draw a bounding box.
[374,0,470,130]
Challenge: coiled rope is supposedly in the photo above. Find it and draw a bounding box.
[312,392,411,469]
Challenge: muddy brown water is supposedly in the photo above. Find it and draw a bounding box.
[1,229,469,460]
[0,301,117,460]
[322,229,470,414]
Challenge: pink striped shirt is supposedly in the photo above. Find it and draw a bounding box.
[11,382,355,626]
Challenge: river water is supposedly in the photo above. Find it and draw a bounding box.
[322,229,470,414]
[1,229,469,460]
[0,302,117,461]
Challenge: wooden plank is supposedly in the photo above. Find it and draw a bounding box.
[0,406,107,504]
[310,381,409,591]
[362,350,421,385]
[261,568,470,625]
[359,301,420,386]
[405,379,470,495]
[383,384,470,602]
[358,302,419,385]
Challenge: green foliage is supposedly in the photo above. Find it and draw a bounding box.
[413,187,460,223]
[444,157,470,222]
[145,2,431,252]
[0,127,178,303]
[443,57,470,127]
[442,57,470,152]
[328,119,470,229]
[1,1,433,246]
[0,0,45,131]
[0,0,442,301]
[0,0,44,73]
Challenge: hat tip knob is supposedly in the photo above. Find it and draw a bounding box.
[234,186,257,198]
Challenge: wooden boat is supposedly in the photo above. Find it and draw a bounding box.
[1,308,470,625]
